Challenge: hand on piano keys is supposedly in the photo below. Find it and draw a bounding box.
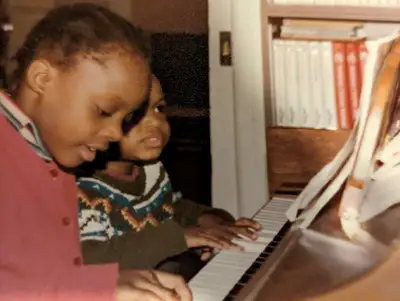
[184,216,262,260]
[189,197,294,301]
[197,214,262,241]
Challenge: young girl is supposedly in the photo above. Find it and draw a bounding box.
[0,4,191,301]
[77,75,261,279]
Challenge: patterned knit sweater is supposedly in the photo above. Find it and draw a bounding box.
[77,161,234,270]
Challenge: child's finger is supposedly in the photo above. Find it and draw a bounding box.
[206,228,240,242]
[115,286,165,301]
[204,231,242,248]
[229,226,259,240]
[199,233,243,251]
[128,277,178,301]
[153,271,193,301]
[235,218,262,230]
[200,251,213,261]
[191,234,225,249]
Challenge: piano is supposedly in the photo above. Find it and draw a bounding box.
[189,185,302,301]
[189,32,400,301]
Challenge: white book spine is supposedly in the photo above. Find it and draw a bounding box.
[321,41,339,130]
[314,0,335,4]
[285,40,300,127]
[334,0,348,5]
[267,24,277,125]
[377,0,388,5]
[296,41,312,128]
[309,41,325,129]
[272,39,287,126]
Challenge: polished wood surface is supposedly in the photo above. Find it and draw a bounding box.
[236,193,400,301]
[305,240,400,301]
[267,127,350,192]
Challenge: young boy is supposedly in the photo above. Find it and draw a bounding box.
[0,4,191,301]
[77,75,261,279]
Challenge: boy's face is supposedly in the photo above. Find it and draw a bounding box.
[120,77,170,162]
[25,52,150,168]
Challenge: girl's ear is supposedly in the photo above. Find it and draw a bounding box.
[25,59,56,95]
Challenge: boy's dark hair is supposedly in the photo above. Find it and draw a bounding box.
[10,2,151,94]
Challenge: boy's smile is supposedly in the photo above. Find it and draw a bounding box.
[140,130,165,149]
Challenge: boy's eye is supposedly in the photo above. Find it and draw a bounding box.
[155,103,166,114]
[123,112,133,123]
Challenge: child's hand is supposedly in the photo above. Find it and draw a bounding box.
[117,269,192,301]
[184,226,243,254]
[198,214,262,241]
[234,217,262,240]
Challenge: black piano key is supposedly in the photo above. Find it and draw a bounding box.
[265,246,275,253]
[223,295,235,301]
[246,266,260,275]
[238,273,251,284]
[229,283,244,296]
[273,190,300,195]
[251,262,262,269]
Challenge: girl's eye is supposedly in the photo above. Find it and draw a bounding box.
[98,107,112,117]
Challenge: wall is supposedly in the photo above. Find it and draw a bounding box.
[207,0,239,217]
[7,0,54,74]
[7,0,207,72]
[208,0,268,217]
[131,0,207,34]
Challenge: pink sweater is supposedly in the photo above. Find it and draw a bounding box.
[0,113,118,300]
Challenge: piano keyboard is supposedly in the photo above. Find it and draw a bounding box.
[189,197,294,301]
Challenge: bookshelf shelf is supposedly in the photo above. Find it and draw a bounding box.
[262,2,399,188]
[265,4,400,22]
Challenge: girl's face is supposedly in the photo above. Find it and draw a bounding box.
[23,51,150,168]
[120,76,170,162]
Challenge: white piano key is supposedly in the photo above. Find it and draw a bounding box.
[190,197,294,301]
[236,232,275,245]
[231,239,266,253]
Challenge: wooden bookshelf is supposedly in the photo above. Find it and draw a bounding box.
[261,2,398,189]
[265,4,400,22]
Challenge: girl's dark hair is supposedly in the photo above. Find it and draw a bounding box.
[10,2,151,93]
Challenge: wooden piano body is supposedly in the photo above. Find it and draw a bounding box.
[235,190,400,301]
[234,34,400,301]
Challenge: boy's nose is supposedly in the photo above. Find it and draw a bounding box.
[145,115,162,127]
